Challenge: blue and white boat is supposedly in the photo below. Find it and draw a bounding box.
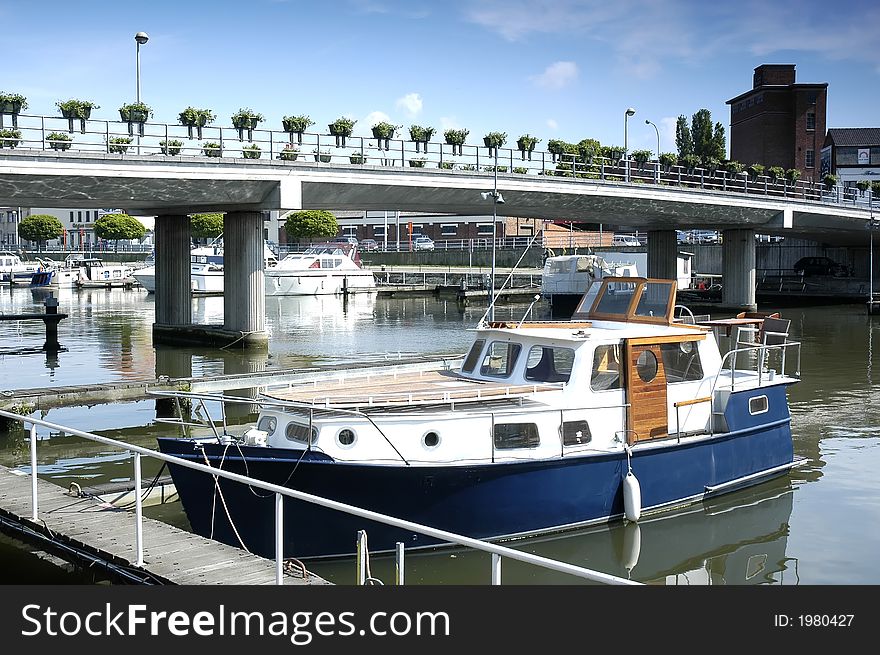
[157,276,803,559]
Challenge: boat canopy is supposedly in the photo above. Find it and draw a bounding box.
[571,277,678,325]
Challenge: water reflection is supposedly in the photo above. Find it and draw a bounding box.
[307,479,796,585]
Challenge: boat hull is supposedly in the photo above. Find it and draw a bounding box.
[157,410,794,559]
[265,271,377,296]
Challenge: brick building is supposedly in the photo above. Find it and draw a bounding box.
[726,64,827,181]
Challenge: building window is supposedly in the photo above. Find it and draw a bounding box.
[372,226,386,237]
[77,211,82,223]
[69,211,74,222]
[807,92,817,105]
[806,111,815,131]
[440,224,457,236]
[805,149,815,169]
[477,223,493,236]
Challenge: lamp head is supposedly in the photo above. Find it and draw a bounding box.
[625,107,636,117]
[135,31,149,45]
[496,193,505,204]
[481,191,491,201]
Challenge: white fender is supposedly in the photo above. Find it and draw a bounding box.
[623,471,642,522]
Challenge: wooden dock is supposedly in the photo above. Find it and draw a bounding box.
[0,464,330,585]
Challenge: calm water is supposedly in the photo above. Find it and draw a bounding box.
[1,285,879,585]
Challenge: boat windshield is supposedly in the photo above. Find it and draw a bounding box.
[572,277,676,324]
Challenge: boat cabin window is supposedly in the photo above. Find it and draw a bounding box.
[591,281,637,315]
[660,341,704,382]
[591,344,622,391]
[494,423,540,450]
[462,339,486,373]
[547,259,572,274]
[634,281,675,319]
[562,420,592,446]
[285,422,318,445]
[257,416,277,436]
[635,350,659,383]
[576,257,593,272]
[749,395,769,415]
[480,342,522,378]
[525,345,575,383]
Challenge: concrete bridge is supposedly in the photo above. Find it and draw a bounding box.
[1,115,876,345]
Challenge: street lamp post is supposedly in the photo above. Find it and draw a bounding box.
[624,107,636,181]
[481,148,504,322]
[645,119,660,159]
[134,32,149,155]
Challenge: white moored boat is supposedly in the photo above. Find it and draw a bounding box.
[265,243,376,296]
[1,251,41,285]
[157,276,804,559]
[31,255,135,289]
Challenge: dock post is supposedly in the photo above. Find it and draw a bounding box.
[29,424,38,521]
[275,492,284,585]
[395,542,405,585]
[43,296,60,351]
[491,553,502,585]
[134,452,144,566]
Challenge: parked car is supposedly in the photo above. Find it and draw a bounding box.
[412,235,435,251]
[793,256,852,277]
[331,236,358,246]
[360,238,379,251]
[611,234,641,247]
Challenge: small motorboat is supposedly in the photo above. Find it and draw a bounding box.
[265,243,376,296]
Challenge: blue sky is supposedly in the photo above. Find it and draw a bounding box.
[2,0,879,157]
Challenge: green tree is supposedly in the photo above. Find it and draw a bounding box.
[190,212,224,240]
[93,213,146,252]
[284,210,339,241]
[18,214,64,252]
[675,115,692,159]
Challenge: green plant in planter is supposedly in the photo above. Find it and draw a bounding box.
[443,128,469,155]
[459,164,476,171]
[108,136,133,154]
[600,145,625,163]
[119,101,153,136]
[483,131,507,157]
[242,144,261,159]
[313,148,331,163]
[856,180,870,193]
[231,108,264,141]
[723,160,744,176]
[0,128,22,148]
[748,163,764,181]
[547,139,566,157]
[371,121,400,150]
[409,124,435,152]
[0,92,28,128]
[47,132,72,151]
[767,166,785,183]
[282,115,314,144]
[279,145,299,161]
[483,165,508,173]
[159,139,183,156]
[203,142,222,157]
[328,116,356,147]
[679,154,701,174]
[630,149,653,168]
[822,173,838,191]
[409,157,427,168]
[178,107,215,140]
[513,167,529,174]
[785,168,801,185]
[350,151,367,164]
[659,152,678,171]
[438,160,455,170]
[516,134,540,160]
[56,99,99,134]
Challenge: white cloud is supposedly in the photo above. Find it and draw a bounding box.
[531,61,579,89]
[439,117,460,131]
[395,92,423,117]
[546,118,558,130]
[364,111,391,130]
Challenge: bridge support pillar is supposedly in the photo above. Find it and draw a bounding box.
[222,211,268,347]
[646,230,678,281]
[154,214,191,327]
[721,228,757,312]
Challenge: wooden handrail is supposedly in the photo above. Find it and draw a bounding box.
[673,395,712,408]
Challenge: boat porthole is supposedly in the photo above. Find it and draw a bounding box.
[337,428,357,447]
[636,350,659,383]
[257,416,277,436]
[422,431,441,449]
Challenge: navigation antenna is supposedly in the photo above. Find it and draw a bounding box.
[477,229,544,328]
[518,295,543,327]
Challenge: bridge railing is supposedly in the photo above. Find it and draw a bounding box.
[1,113,877,212]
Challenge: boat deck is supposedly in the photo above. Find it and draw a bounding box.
[263,369,563,408]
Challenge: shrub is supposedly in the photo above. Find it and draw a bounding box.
[242,144,261,159]
[409,158,427,167]
[483,131,507,148]
[767,166,785,182]
[47,132,72,151]
[659,152,678,170]
[328,117,356,135]
[785,168,801,184]
[108,136,133,154]
[56,99,99,118]
[119,101,153,121]
[178,107,215,126]
[516,134,540,151]
[630,149,653,166]
[282,115,313,133]
[203,142,222,157]
[443,128,469,145]
[160,139,183,155]
[0,92,28,112]
[438,161,455,170]
[547,139,567,155]
[723,160,744,175]
[823,173,838,190]
[513,167,529,174]
[371,122,399,139]
[748,163,765,180]
[231,108,264,128]
[483,165,508,172]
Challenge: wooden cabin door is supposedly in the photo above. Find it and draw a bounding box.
[624,341,668,443]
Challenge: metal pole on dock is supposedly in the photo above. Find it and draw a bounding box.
[395,542,405,585]
[275,492,284,585]
[29,425,38,522]
[133,452,144,565]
